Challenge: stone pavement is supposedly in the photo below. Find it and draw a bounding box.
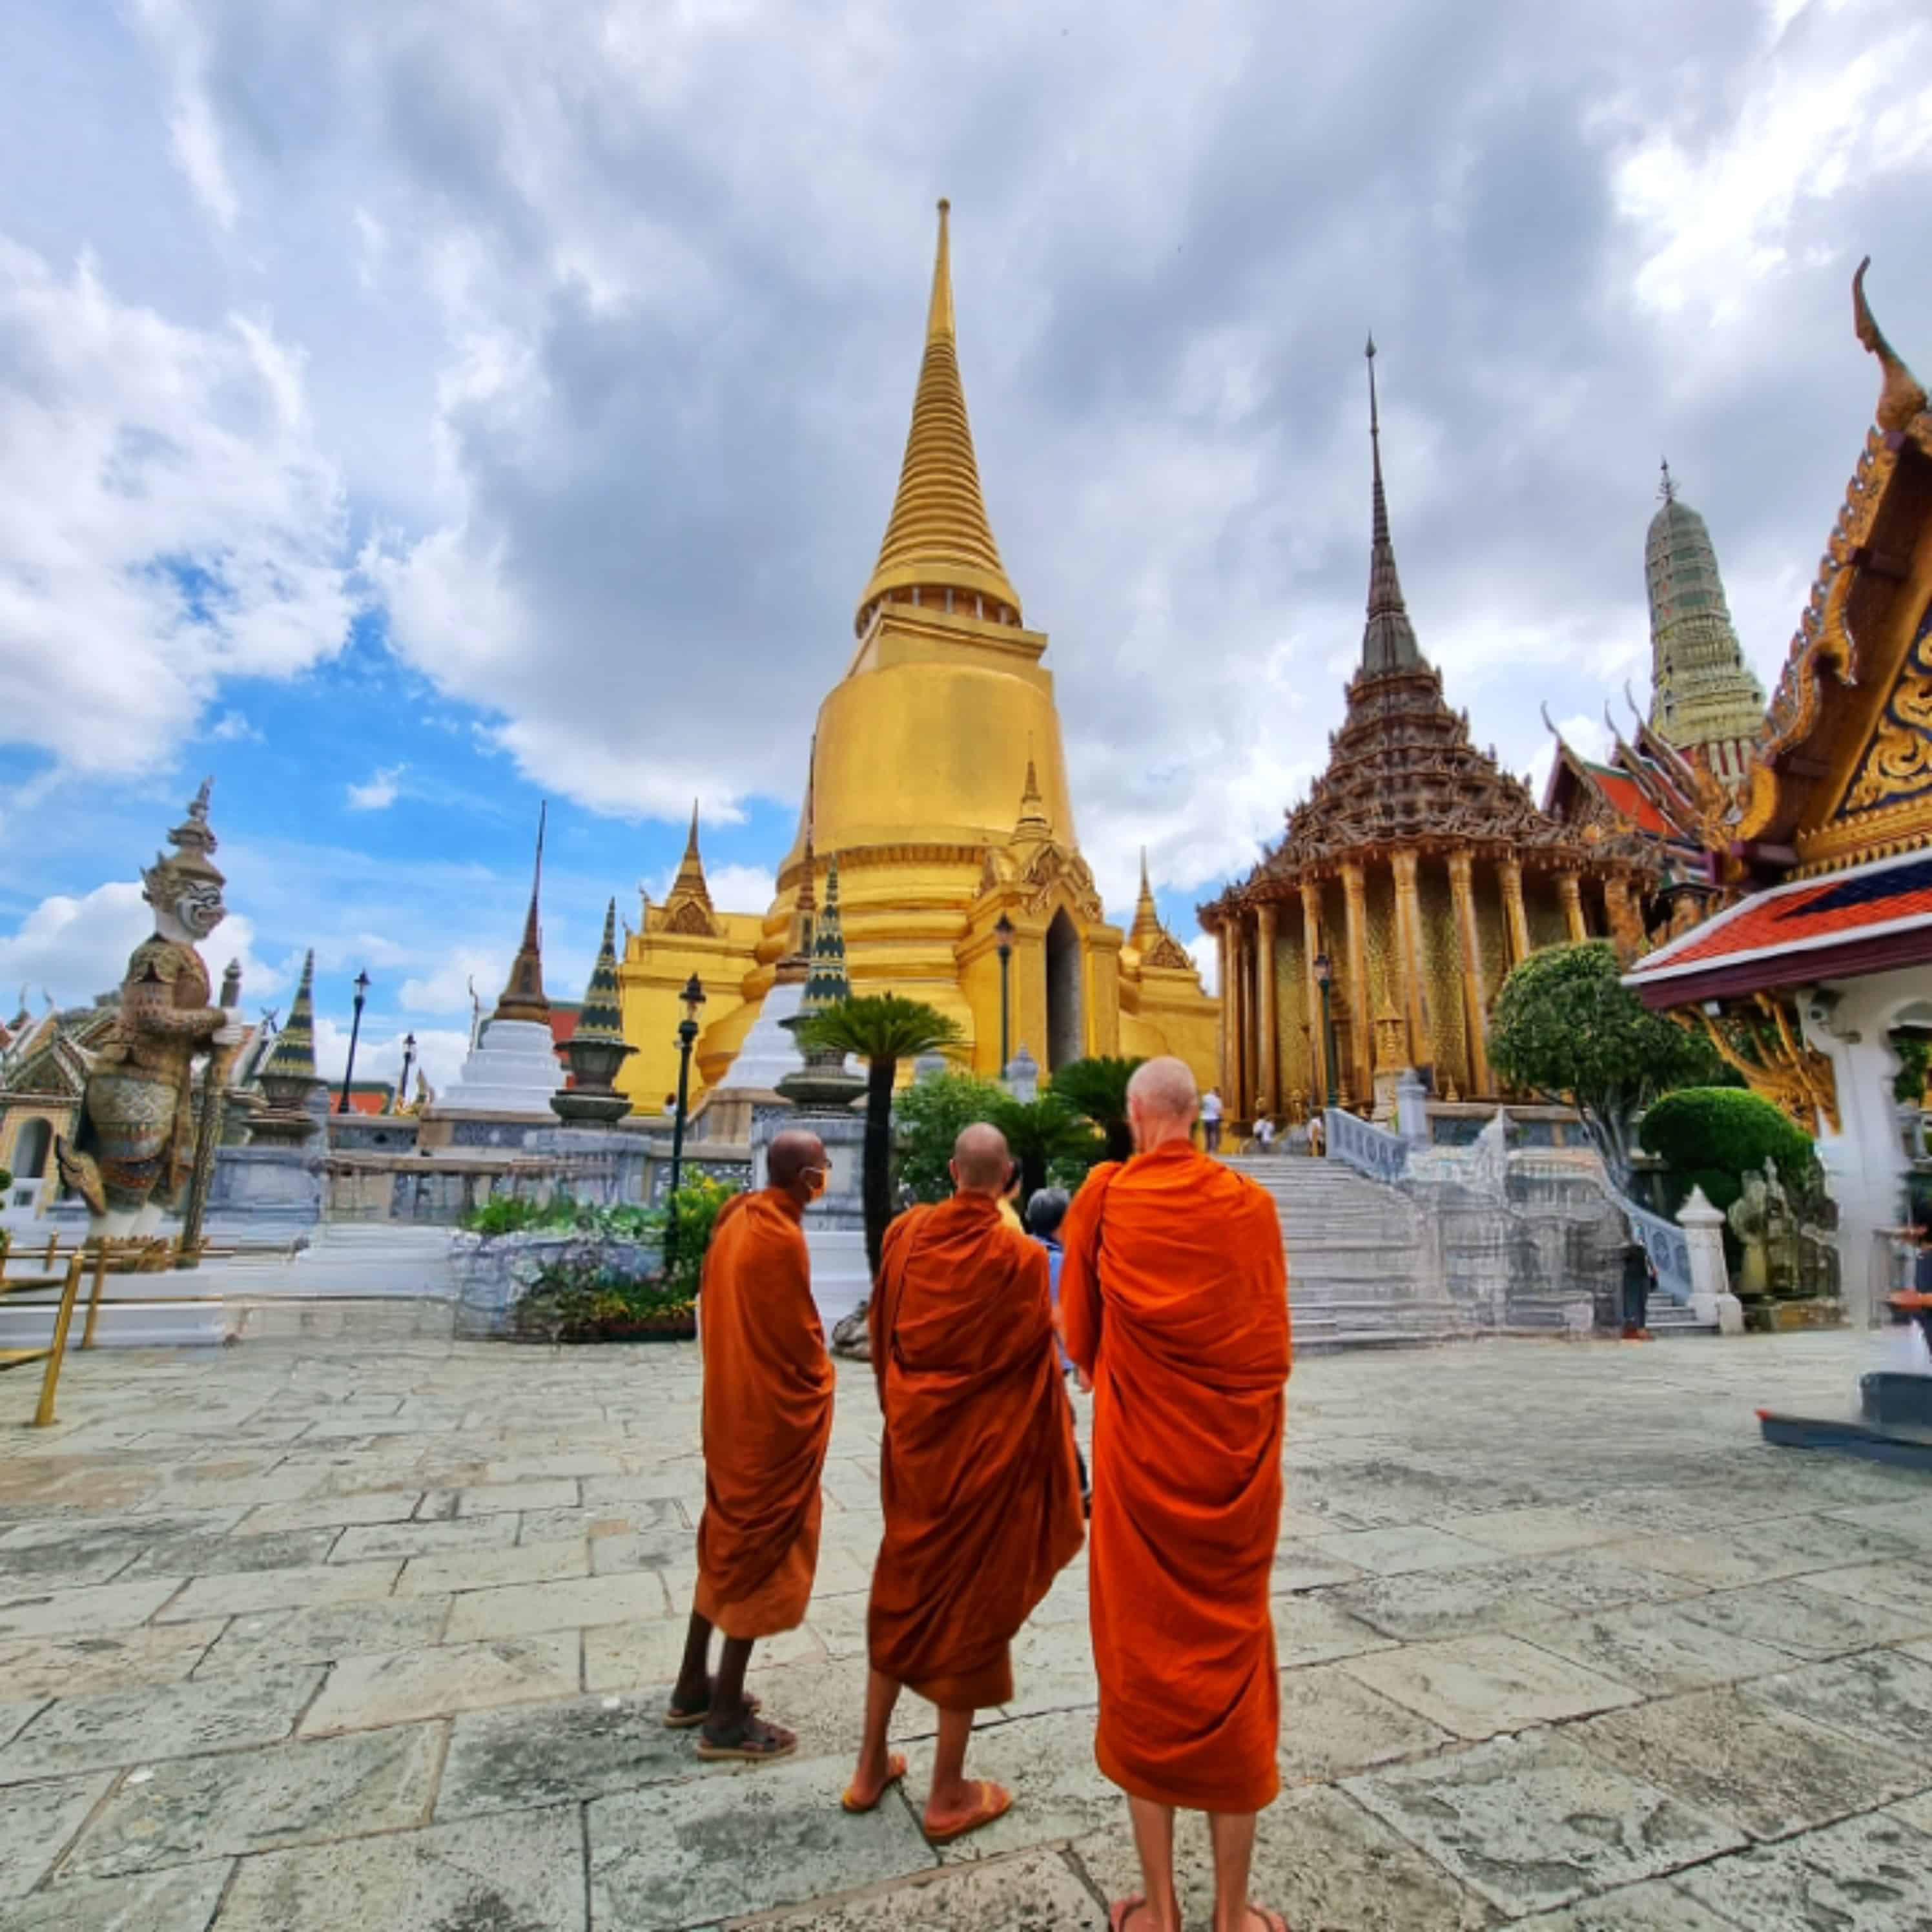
[1,1330,1930,1929]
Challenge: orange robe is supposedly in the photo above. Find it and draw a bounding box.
[1060,1140,1291,1812]
[694,1189,837,1640]
[867,1193,1085,1709]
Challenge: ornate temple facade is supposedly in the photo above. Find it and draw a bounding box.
[617,202,1217,1102]
[1645,465,1765,783]
[1627,262,1932,1313]
[1200,345,1659,1118]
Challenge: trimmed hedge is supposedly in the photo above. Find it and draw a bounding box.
[1638,1087,1820,1219]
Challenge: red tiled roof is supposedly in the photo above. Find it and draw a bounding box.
[339,1084,396,1116]
[549,1005,581,1050]
[1585,763,1674,838]
[1629,850,1932,998]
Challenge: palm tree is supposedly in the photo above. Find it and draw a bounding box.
[794,994,963,1275]
[1049,1054,1145,1163]
[991,1093,1103,1203]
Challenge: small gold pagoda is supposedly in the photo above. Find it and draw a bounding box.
[1201,342,1658,1116]
[617,203,1216,1105]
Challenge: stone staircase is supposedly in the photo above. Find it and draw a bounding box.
[1222,1155,1468,1351]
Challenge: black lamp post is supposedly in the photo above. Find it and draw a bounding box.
[338,970,370,1114]
[1312,951,1340,1124]
[994,912,1014,1074]
[397,1032,418,1114]
[668,971,706,1209]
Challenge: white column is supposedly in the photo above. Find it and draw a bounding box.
[1678,1187,1745,1335]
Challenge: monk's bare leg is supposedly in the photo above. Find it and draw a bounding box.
[697,1634,796,1758]
[849,1669,903,1802]
[668,1612,715,1717]
[1124,1794,1182,1931]
[1207,1808,1262,1932]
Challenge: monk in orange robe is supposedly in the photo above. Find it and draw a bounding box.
[1060,1058,1292,1932]
[668,1128,836,1762]
[843,1123,1084,1841]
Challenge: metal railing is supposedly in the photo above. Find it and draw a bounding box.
[1324,1109,1410,1184]
[1610,1191,1694,1306]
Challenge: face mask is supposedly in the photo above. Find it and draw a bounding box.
[803,1166,828,1202]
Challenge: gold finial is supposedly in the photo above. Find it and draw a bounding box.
[929,199,954,344]
[1658,457,1676,503]
[856,199,1020,630]
[1853,256,1927,433]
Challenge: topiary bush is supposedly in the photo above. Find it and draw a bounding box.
[0,1167,11,1193]
[1638,1087,1823,1222]
[893,1070,1009,1204]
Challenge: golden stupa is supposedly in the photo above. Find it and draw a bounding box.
[616,202,1215,1109]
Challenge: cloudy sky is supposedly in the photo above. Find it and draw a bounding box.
[3,0,1928,1090]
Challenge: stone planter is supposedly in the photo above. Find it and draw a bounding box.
[450,1230,663,1340]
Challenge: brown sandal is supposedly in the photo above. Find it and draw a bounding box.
[694,1713,796,1763]
[663,1689,761,1731]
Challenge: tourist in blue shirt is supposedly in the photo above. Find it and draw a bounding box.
[1027,1187,1088,1509]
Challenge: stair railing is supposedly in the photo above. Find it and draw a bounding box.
[1324,1109,1409,1184]
[1610,1191,1694,1306]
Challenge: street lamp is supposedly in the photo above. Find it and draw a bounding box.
[994,912,1014,1074]
[397,1032,418,1115]
[667,971,706,1211]
[1312,951,1340,1126]
[338,970,371,1115]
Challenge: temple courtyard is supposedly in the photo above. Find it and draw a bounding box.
[0,1330,1929,1930]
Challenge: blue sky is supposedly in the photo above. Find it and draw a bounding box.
[4,0,1931,1090]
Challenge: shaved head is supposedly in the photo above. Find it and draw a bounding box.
[951,1122,1011,1193]
[1127,1056,1200,1124]
[767,1129,827,1189]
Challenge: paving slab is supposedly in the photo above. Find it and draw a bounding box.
[63,1722,443,1878]
[442,1569,672,1641]
[1277,1661,1454,1786]
[0,1663,322,1785]
[1745,1645,1932,1762]
[1668,1577,1929,1658]
[1475,1547,1703,1614]
[455,1479,582,1516]
[329,1515,520,1562]
[156,1559,400,1623]
[1301,1524,1499,1577]
[1513,1600,1802,1696]
[1271,1590,1399,1667]
[0,1577,184,1641]
[124,1529,341,1579]
[1076,1781,1495,1931]
[233,1490,424,1536]
[194,1597,453,1674]
[300,1634,581,1736]
[1341,1632,1639,1740]
[589,1753,936,1927]
[394,1537,591,1596]
[0,1772,112,1898]
[1325,1563,1567,1642]
[1574,1683,1924,1840]
[1674,1807,1932,1930]
[1798,1557,1932,1629]
[723,1846,1105,1930]
[211,1803,584,1931]
[1508,1878,1748,1929]
[437,1690,704,1817]
[0,1860,232,1931]
[1346,1728,1745,1917]
[1430,1506,1622,1557]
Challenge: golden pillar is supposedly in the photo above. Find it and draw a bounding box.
[1227,914,1249,1116]
[1341,861,1373,1105]
[1255,901,1279,1116]
[1217,923,1235,1104]
[1300,879,1326,1109]
[1448,850,1492,1097]
[1499,857,1532,967]
[1559,870,1588,944]
[1390,849,1428,1069]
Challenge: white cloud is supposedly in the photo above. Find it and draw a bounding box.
[134,0,240,229]
[642,859,776,915]
[313,1016,473,1097]
[0,239,356,776]
[1186,932,1220,998]
[208,709,262,742]
[398,946,505,1017]
[0,880,284,1011]
[346,765,406,811]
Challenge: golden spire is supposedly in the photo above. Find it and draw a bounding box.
[856,199,1021,632]
[492,803,551,1025]
[1129,847,1163,948]
[659,801,717,936]
[1853,256,1927,433]
[1011,750,1052,846]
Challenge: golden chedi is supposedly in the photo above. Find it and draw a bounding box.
[618,202,1215,1109]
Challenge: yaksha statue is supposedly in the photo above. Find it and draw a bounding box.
[56,781,245,1234]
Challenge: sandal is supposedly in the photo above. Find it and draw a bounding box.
[841,1751,907,1814]
[694,1713,797,1763]
[663,1689,762,1731]
[923,1778,1012,1845]
[1109,1902,1146,1932]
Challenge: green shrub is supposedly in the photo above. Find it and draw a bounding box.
[663,1173,739,1300]
[1893,1032,1931,1105]
[0,1167,11,1193]
[513,1262,694,1343]
[1639,1087,1823,1220]
[461,1193,670,1243]
[893,1071,1009,1204]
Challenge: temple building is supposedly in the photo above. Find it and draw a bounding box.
[617,202,1217,1102]
[1200,342,1659,1118]
[1644,463,1765,783]
[1627,261,1932,1316]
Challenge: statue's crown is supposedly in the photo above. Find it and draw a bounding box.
[140,777,226,905]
